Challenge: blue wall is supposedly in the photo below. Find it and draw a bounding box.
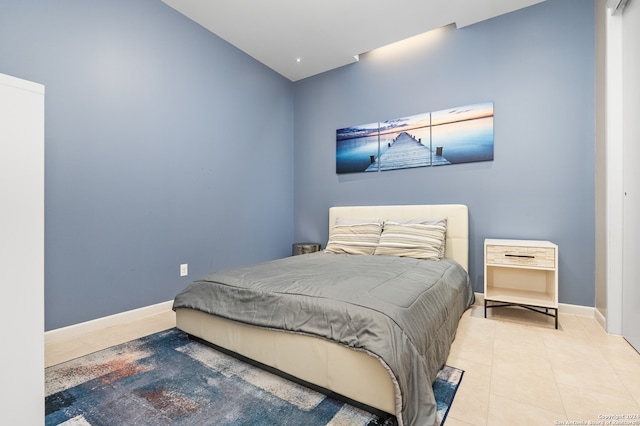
[0,0,294,330]
[293,0,596,306]
[0,0,596,330]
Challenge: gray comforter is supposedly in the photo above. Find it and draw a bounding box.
[173,252,474,426]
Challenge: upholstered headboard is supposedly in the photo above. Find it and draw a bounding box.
[328,204,469,271]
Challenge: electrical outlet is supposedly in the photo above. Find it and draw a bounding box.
[180,263,188,277]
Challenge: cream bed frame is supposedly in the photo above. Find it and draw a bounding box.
[175,204,469,419]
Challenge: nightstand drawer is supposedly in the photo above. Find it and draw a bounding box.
[486,245,555,268]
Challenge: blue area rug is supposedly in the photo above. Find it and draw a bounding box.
[45,328,462,425]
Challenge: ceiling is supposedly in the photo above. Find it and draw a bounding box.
[161,0,547,82]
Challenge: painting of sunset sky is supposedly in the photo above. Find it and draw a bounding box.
[336,101,493,174]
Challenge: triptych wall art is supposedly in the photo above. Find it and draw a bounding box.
[336,101,494,174]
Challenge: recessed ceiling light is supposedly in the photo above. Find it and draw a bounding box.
[295,57,302,63]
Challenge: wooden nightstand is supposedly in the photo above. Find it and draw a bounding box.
[484,239,559,328]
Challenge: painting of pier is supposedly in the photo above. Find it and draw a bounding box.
[336,101,493,174]
[365,132,450,171]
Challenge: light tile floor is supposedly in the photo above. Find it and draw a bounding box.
[45,305,640,425]
[446,305,640,426]
[45,310,176,368]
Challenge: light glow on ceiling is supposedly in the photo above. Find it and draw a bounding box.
[365,25,454,64]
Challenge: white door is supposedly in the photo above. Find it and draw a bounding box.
[0,73,45,423]
[622,0,640,353]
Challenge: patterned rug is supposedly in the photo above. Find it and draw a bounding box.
[45,328,463,425]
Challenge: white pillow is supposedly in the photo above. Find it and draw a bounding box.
[325,220,382,255]
[385,217,448,257]
[374,218,447,260]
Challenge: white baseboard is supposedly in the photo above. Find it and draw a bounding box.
[474,292,597,317]
[558,302,596,317]
[594,307,607,331]
[45,300,174,345]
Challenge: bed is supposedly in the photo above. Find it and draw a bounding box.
[173,204,474,426]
